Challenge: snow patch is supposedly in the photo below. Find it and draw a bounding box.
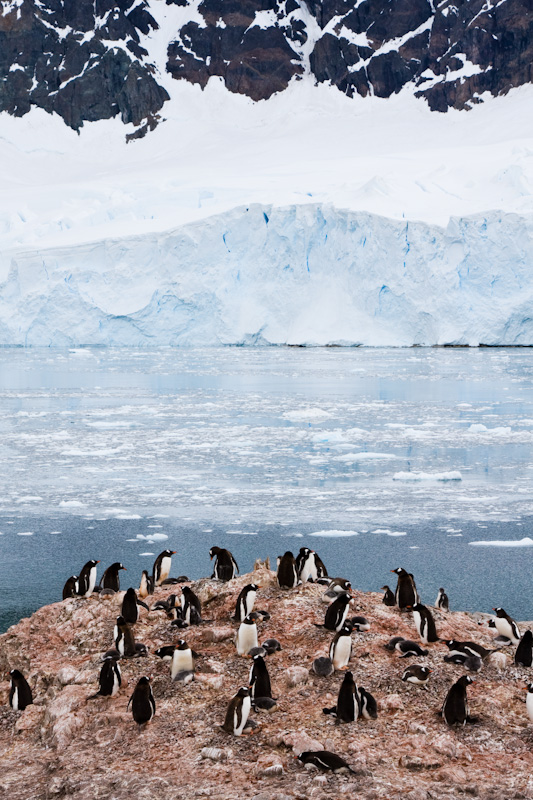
[393,471,462,481]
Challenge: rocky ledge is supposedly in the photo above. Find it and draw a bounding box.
[1,563,533,800]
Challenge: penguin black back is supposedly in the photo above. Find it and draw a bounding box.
[9,669,33,711]
[62,575,78,600]
[391,567,417,609]
[515,630,533,667]
[335,670,358,723]
[99,562,126,592]
[249,654,272,701]
[442,675,473,725]
[277,551,298,589]
[324,593,351,631]
[128,676,155,726]
[381,585,396,606]
[210,547,239,582]
[121,587,144,625]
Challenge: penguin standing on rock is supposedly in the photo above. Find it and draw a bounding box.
[329,624,352,670]
[296,548,328,583]
[391,567,417,610]
[77,560,100,597]
[233,584,259,622]
[436,588,450,612]
[524,683,533,723]
[114,616,146,658]
[277,552,298,589]
[442,675,475,725]
[62,576,79,600]
[408,603,439,644]
[358,687,378,720]
[181,586,202,625]
[492,607,521,644]
[249,654,273,702]
[210,547,239,582]
[152,550,176,586]
[222,687,251,735]
[99,562,126,592]
[89,657,121,698]
[9,670,33,711]
[139,570,154,598]
[236,614,259,656]
[515,630,533,667]
[121,588,149,625]
[170,640,198,681]
[381,586,396,607]
[128,676,155,728]
[323,670,359,723]
[322,593,351,632]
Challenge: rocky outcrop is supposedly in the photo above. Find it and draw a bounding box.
[1,564,533,799]
[1,0,533,132]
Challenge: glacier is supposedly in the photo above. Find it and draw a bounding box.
[2,203,533,346]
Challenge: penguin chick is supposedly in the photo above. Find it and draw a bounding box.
[297,751,355,774]
[252,697,278,712]
[128,676,155,727]
[9,670,33,711]
[381,585,396,606]
[436,587,450,612]
[262,638,282,655]
[222,687,251,735]
[402,664,431,689]
[311,656,334,677]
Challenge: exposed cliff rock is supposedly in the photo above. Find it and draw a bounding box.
[1,564,533,799]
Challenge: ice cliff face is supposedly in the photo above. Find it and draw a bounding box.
[1,0,533,131]
[3,204,533,346]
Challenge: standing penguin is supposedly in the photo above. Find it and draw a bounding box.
[391,567,417,610]
[323,670,359,723]
[62,575,79,600]
[525,683,533,723]
[515,630,533,667]
[381,586,396,607]
[236,614,259,656]
[121,588,149,625]
[152,550,176,586]
[128,676,155,727]
[90,657,121,698]
[436,588,450,612]
[77,560,100,597]
[442,675,474,725]
[139,570,154,599]
[170,639,198,681]
[492,607,521,644]
[277,552,298,589]
[409,603,439,644]
[296,548,328,583]
[9,670,33,711]
[329,624,353,670]
[358,687,378,720]
[99,562,126,592]
[181,586,202,625]
[249,654,272,702]
[222,686,251,735]
[114,615,137,657]
[233,583,259,622]
[323,593,351,632]
[210,547,239,582]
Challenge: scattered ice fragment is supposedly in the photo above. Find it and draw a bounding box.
[469,537,533,547]
[309,530,358,537]
[373,529,407,536]
[283,408,332,422]
[136,533,168,541]
[59,500,85,507]
[49,531,61,535]
[468,423,487,432]
[227,530,257,535]
[392,471,462,481]
[17,532,33,536]
[335,452,397,462]
[139,552,155,556]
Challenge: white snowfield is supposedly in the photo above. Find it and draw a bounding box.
[1,78,533,346]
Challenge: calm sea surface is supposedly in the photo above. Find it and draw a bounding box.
[1,346,533,631]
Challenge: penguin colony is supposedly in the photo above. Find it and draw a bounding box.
[5,544,533,785]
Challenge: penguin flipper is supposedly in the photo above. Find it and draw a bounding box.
[138,600,150,611]
[322,706,337,716]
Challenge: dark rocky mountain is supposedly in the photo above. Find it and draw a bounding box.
[1,0,532,132]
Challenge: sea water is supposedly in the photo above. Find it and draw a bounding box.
[1,346,533,632]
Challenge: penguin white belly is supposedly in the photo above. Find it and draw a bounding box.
[11,687,18,711]
[171,649,194,679]
[234,695,251,735]
[301,557,317,583]
[413,610,428,643]
[236,624,258,656]
[159,556,171,583]
[111,667,121,696]
[243,590,257,617]
[86,567,97,597]
[527,693,533,723]
[495,617,519,643]
[332,637,351,669]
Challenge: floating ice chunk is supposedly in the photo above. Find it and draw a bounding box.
[335,452,397,462]
[59,500,85,507]
[373,529,407,536]
[392,471,462,481]
[309,530,358,537]
[468,423,487,432]
[139,552,155,556]
[311,431,345,443]
[49,531,61,535]
[283,409,332,422]
[227,530,257,535]
[469,537,533,547]
[17,531,33,536]
[115,514,142,520]
[136,532,168,541]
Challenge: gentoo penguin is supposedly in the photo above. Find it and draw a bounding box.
[121,587,149,625]
[408,603,439,644]
[262,638,282,655]
[381,586,396,607]
[391,567,417,610]
[249,654,272,701]
[402,665,431,689]
[326,578,352,595]
[236,614,259,656]
[515,630,533,667]
[62,575,79,600]
[9,670,33,711]
[210,547,239,582]
[385,636,406,651]
[323,671,358,723]
[233,583,259,622]
[139,570,154,598]
[444,639,493,661]
[222,686,251,735]
[436,587,450,612]
[296,548,328,583]
[128,676,155,727]
[329,624,352,670]
[351,616,370,632]
[358,687,378,719]
[99,562,126,592]
[395,639,429,658]
[525,684,533,723]
[152,593,178,612]
[323,593,351,632]
[492,607,521,644]
[311,656,334,677]
[114,615,137,658]
[77,560,100,597]
[152,550,176,586]
[442,675,474,725]
[297,751,355,774]
[181,586,202,625]
[89,657,121,698]
[277,551,298,589]
[170,639,198,681]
